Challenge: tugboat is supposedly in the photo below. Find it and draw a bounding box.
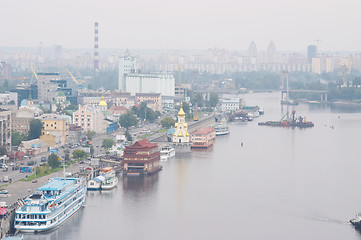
[258,110,314,128]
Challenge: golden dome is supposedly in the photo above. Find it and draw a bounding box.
[178,102,185,117]
[98,96,107,107]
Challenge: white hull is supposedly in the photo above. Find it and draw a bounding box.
[160,147,175,160]
[216,131,229,136]
[87,181,102,190]
[15,178,86,233]
[101,177,118,190]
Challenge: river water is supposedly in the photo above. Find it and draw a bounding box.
[25,92,361,240]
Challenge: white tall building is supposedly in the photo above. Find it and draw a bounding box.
[126,73,175,97]
[118,55,136,91]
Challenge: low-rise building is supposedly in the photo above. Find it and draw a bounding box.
[221,98,241,112]
[18,138,48,155]
[136,93,162,112]
[73,105,106,134]
[11,107,36,135]
[37,114,69,146]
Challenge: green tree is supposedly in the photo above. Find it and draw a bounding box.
[119,111,138,129]
[191,93,205,108]
[48,153,60,169]
[208,92,219,107]
[90,145,94,156]
[102,138,114,149]
[125,130,132,142]
[85,130,96,141]
[0,146,7,156]
[161,117,176,128]
[72,149,85,159]
[28,119,43,140]
[11,131,26,146]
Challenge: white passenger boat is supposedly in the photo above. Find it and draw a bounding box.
[14,177,86,232]
[213,119,230,136]
[100,167,118,190]
[160,146,175,160]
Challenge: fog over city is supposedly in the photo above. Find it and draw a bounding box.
[1,0,361,51]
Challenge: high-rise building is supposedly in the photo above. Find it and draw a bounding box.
[37,73,61,102]
[307,45,317,64]
[118,55,136,91]
[267,41,276,64]
[248,41,257,64]
[94,22,99,72]
[0,108,11,151]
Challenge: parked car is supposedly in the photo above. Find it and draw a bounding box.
[27,161,35,166]
[0,190,8,194]
[31,180,37,183]
[41,157,46,162]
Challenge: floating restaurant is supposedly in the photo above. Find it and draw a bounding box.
[122,139,162,176]
[190,127,216,148]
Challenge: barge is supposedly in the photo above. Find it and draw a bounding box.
[258,110,314,128]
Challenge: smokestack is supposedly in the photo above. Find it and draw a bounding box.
[94,22,99,72]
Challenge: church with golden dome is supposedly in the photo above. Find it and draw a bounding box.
[171,102,192,154]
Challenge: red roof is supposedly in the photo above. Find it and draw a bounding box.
[109,106,128,111]
[192,127,215,135]
[132,139,157,148]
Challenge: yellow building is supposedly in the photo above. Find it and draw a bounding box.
[37,114,70,146]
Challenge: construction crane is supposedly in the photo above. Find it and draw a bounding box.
[65,69,85,88]
[30,66,38,83]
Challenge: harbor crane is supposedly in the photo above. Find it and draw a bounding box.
[65,69,85,88]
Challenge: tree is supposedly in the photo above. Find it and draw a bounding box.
[85,130,96,141]
[119,111,138,129]
[125,130,132,142]
[72,149,86,159]
[0,146,7,156]
[161,117,176,128]
[28,119,43,140]
[208,92,219,108]
[48,153,60,169]
[102,138,114,149]
[90,145,94,156]
[191,93,205,108]
[11,131,26,146]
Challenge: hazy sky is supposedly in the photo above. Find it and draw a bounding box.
[1,0,360,51]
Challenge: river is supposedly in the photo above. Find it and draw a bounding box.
[24,92,361,240]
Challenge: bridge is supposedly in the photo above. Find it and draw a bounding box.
[281,89,328,102]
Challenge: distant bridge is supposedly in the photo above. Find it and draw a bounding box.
[281,89,328,102]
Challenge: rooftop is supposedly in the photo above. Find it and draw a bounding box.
[192,127,215,135]
[37,178,75,192]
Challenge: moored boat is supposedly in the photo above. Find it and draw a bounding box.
[160,146,175,160]
[213,119,230,136]
[100,167,118,190]
[14,177,86,232]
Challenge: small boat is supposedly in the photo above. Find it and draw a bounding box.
[14,177,86,232]
[87,176,105,191]
[100,167,118,190]
[160,146,175,160]
[350,213,361,229]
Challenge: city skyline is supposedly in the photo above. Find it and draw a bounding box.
[1,0,360,51]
